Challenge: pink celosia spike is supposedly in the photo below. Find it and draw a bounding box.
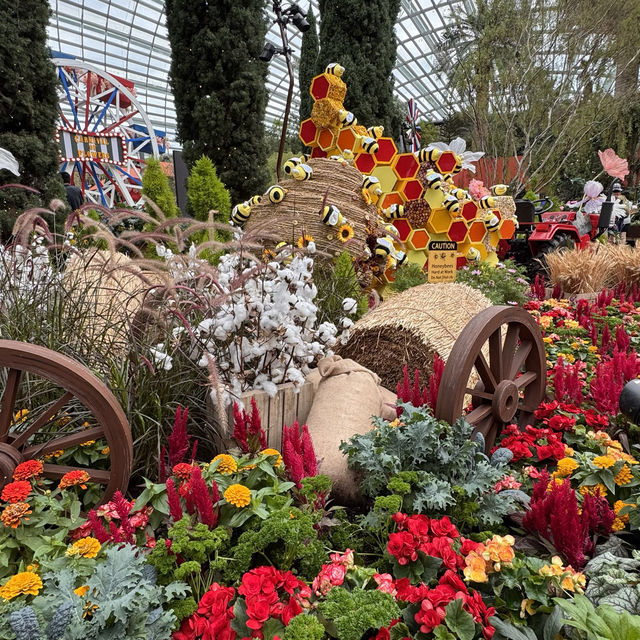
[87,509,111,543]
[166,477,184,522]
[301,424,318,477]
[190,466,215,527]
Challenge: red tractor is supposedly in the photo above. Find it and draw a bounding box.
[502,198,614,275]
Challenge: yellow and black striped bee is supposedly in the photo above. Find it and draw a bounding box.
[325,62,344,77]
[231,201,252,227]
[417,147,442,163]
[321,204,345,227]
[484,214,500,232]
[443,195,460,214]
[451,154,463,174]
[266,185,287,204]
[248,195,262,206]
[360,136,379,154]
[338,109,357,127]
[382,204,405,220]
[367,126,384,139]
[395,251,407,267]
[491,184,508,196]
[362,176,382,203]
[466,247,481,262]
[275,241,293,264]
[449,188,468,201]
[424,171,443,190]
[375,236,395,259]
[478,195,497,210]
[283,157,302,175]
[291,163,313,181]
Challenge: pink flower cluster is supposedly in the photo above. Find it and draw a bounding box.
[311,549,354,595]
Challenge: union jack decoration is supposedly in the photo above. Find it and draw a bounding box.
[406,99,421,152]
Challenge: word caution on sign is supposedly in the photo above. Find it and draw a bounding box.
[427,241,457,283]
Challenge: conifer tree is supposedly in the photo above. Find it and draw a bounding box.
[165,0,270,204]
[298,8,319,124]
[142,158,178,218]
[0,1,65,233]
[316,0,402,137]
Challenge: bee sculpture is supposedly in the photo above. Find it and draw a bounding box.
[338,109,357,127]
[283,157,302,175]
[382,204,405,220]
[291,163,313,181]
[265,185,287,204]
[325,63,344,77]
[375,236,396,259]
[367,126,384,139]
[484,214,500,232]
[466,247,481,262]
[443,194,460,214]
[491,184,508,196]
[321,204,346,227]
[360,136,379,154]
[417,147,442,163]
[395,251,407,267]
[231,201,252,227]
[248,195,262,206]
[448,188,468,201]
[362,176,382,204]
[424,171,443,190]
[478,195,497,210]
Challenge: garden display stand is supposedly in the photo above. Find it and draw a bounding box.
[0,340,132,504]
[435,306,546,450]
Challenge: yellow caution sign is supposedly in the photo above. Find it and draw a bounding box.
[427,240,457,283]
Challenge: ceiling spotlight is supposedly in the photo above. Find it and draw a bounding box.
[291,11,310,32]
[259,42,278,62]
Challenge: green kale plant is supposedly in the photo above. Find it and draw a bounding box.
[584,551,640,615]
[340,404,520,529]
[283,613,326,640]
[317,587,400,640]
[0,544,187,640]
[225,506,326,582]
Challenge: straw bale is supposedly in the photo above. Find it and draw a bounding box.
[337,282,492,391]
[244,157,380,259]
[62,250,158,356]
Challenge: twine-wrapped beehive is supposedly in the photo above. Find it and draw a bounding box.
[337,282,492,391]
[244,157,380,259]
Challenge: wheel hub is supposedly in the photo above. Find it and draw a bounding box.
[0,443,23,486]
[492,380,520,423]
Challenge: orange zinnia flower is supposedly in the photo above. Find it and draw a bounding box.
[58,470,90,490]
[12,460,43,481]
[1,481,31,504]
[0,502,32,528]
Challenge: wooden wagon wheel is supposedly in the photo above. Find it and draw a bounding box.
[0,340,132,504]
[435,306,546,451]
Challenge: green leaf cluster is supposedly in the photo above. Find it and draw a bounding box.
[340,405,518,529]
[0,544,187,640]
[142,158,179,219]
[389,262,428,293]
[455,260,529,306]
[317,586,400,640]
[584,551,640,615]
[283,613,326,640]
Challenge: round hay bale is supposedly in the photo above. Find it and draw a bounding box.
[244,157,380,259]
[337,282,492,391]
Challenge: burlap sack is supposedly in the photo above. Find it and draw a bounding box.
[306,355,388,502]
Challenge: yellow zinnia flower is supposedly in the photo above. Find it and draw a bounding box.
[260,448,283,467]
[0,571,43,600]
[556,457,579,477]
[614,464,634,486]
[224,484,251,508]
[66,537,101,559]
[593,455,616,469]
[612,517,626,532]
[211,454,238,475]
[588,345,598,353]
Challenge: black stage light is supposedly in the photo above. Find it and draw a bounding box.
[291,11,310,32]
[259,42,278,62]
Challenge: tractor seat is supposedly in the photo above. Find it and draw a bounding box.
[514,199,536,225]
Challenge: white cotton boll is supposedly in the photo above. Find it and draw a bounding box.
[214,325,228,341]
[197,319,216,335]
[172,326,186,339]
[307,241,316,254]
[342,297,358,315]
[287,367,305,387]
[258,379,278,397]
[149,345,173,371]
[341,317,354,329]
[339,332,351,345]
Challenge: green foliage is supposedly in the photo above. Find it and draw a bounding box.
[0,545,187,640]
[225,506,326,582]
[389,262,428,293]
[165,0,270,202]
[284,613,326,640]
[298,7,319,126]
[340,404,518,529]
[455,260,529,306]
[584,551,640,615]
[314,251,368,326]
[317,0,402,137]
[142,158,178,218]
[317,587,400,640]
[0,1,66,227]
[417,120,443,146]
[555,593,640,640]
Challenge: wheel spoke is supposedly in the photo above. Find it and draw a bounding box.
[465,387,493,401]
[474,353,497,392]
[11,391,74,450]
[465,403,493,425]
[515,371,537,389]
[22,425,105,458]
[509,341,533,379]
[474,415,495,439]
[502,324,520,378]
[0,368,22,442]
[489,329,502,381]
[42,463,110,485]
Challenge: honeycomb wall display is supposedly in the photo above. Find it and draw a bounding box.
[298,66,519,285]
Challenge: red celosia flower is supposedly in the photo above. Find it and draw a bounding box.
[166,477,183,522]
[189,465,217,527]
[1,481,31,503]
[12,460,43,481]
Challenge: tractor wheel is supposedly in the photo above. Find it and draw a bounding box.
[531,233,575,280]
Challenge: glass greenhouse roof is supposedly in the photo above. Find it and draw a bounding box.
[48,0,474,147]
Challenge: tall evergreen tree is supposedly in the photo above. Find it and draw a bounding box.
[165,0,270,204]
[0,1,65,231]
[317,0,402,138]
[298,8,319,125]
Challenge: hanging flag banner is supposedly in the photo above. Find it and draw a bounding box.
[406,99,421,153]
[56,127,127,165]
